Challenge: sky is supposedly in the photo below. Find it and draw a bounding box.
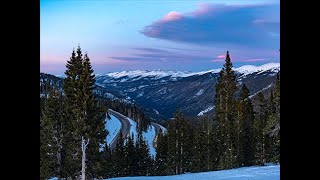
[40,0,279,75]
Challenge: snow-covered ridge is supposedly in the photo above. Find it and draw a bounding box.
[98,63,280,80]
[235,62,280,76]
[103,69,198,79]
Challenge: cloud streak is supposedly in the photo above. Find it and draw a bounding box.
[110,47,214,63]
[141,3,279,48]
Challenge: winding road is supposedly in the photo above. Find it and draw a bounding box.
[107,109,167,151]
[150,122,167,148]
[108,109,131,150]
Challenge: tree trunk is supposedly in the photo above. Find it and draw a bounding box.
[181,131,184,174]
[175,129,178,175]
[81,136,90,180]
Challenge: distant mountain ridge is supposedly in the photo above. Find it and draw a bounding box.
[98,63,279,80]
[41,63,279,120]
[40,72,131,103]
[95,63,280,120]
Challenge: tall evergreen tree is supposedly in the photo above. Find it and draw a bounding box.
[40,111,53,180]
[63,46,107,178]
[124,133,136,176]
[155,131,168,175]
[191,117,212,172]
[264,72,280,163]
[254,92,272,165]
[99,144,113,179]
[237,84,255,167]
[167,110,193,174]
[40,90,66,180]
[136,133,152,176]
[213,51,237,169]
[113,131,125,177]
[192,125,207,172]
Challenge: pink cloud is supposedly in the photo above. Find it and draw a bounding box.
[162,11,182,22]
[217,54,225,59]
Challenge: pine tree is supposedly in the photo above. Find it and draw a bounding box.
[192,126,205,172]
[237,84,255,167]
[166,110,193,174]
[63,46,107,178]
[254,92,272,165]
[40,90,66,180]
[63,47,85,178]
[124,133,136,176]
[40,113,53,180]
[191,117,212,172]
[136,133,152,176]
[99,144,113,179]
[113,131,125,177]
[264,72,280,163]
[209,121,220,170]
[155,131,168,175]
[82,52,107,178]
[213,51,237,169]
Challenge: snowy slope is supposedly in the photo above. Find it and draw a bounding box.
[107,165,280,180]
[126,117,156,157]
[106,114,122,146]
[143,125,156,157]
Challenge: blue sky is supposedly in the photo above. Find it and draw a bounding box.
[40,0,279,75]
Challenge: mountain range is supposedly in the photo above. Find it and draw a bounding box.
[41,62,280,121]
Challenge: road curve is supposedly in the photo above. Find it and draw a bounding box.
[151,122,167,149]
[108,109,131,151]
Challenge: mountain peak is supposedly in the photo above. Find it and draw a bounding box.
[98,62,280,80]
[234,62,280,76]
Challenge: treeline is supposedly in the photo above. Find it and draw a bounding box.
[153,51,280,175]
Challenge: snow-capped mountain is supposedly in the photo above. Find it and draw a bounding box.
[96,63,280,120]
[235,63,280,76]
[41,63,279,120]
[99,63,279,81]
